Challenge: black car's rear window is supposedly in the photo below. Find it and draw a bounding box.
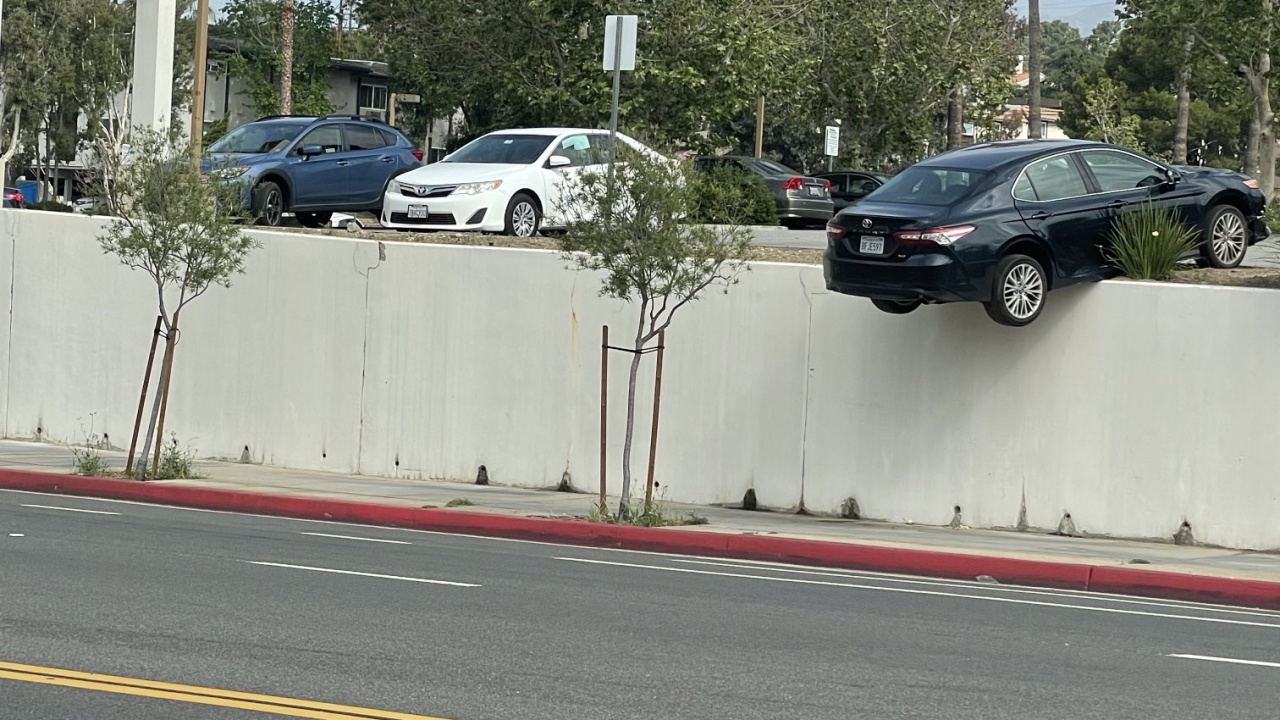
[868,166,990,206]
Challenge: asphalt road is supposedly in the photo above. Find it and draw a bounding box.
[3,489,1279,720]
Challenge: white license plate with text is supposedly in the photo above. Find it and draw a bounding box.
[807,186,822,197]
[859,236,885,255]
[408,205,428,219]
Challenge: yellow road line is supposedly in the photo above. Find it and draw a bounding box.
[0,661,452,720]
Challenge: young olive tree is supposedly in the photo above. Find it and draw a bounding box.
[98,126,258,479]
[558,144,754,517]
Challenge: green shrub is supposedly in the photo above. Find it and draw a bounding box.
[33,199,73,212]
[1264,198,1280,233]
[691,166,777,226]
[154,435,201,480]
[1106,201,1198,280]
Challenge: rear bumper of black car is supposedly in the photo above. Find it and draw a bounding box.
[823,247,985,303]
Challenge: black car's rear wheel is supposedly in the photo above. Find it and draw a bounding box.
[295,211,332,229]
[871,298,922,315]
[984,254,1047,327]
[1201,205,1248,269]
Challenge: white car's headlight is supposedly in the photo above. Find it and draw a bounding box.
[387,178,403,194]
[454,180,503,195]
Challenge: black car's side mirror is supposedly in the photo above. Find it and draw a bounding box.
[1161,167,1181,187]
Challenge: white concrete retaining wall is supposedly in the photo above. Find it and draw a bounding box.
[2,210,1278,549]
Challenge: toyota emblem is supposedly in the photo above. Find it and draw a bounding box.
[861,218,873,229]
[417,186,429,195]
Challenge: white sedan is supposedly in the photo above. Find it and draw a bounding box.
[380,127,666,237]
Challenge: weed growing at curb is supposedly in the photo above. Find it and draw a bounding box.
[587,498,709,527]
[71,417,111,477]
[445,498,475,507]
[146,434,202,480]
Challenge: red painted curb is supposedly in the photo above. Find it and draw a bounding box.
[3,468,1279,610]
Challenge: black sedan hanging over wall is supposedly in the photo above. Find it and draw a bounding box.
[823,139,1268,326]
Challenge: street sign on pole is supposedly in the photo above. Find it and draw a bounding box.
[824,125,840,171]
[603,15,638,226]
[603,15,638,72]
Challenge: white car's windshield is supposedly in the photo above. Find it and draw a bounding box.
[209,121,311,155]
[445,134,556,165]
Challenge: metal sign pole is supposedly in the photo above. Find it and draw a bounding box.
[606,15,624,222]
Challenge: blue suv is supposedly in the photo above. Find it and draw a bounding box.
[203,115,423,227]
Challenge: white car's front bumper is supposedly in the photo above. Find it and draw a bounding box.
[380,188,510,232]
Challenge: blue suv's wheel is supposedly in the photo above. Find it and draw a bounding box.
[253,181,284,227]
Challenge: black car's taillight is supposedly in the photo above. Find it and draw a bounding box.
[825,220,848,245]
[894,225,974,247]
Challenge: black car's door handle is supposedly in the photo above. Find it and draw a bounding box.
[1106,200,1126,209]
[1029,210,1052,220]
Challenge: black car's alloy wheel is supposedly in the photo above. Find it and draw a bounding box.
[295,211,332,229]
[253,181,284,227]
[985,254,1047,327]
[504,193,540,237]
[1202,205,1248,269]
[871,298,922,315]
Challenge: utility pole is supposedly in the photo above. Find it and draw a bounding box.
[1027,0,1043,139]
[280,0,295,115]
[190,0,211,163]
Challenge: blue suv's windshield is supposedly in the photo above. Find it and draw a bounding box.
[209,121,312,155]
[445,134,555,164]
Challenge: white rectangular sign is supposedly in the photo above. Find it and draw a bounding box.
[824,125,840,157]
[603,15,638,72]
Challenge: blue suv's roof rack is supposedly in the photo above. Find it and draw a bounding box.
[252,113,388,125]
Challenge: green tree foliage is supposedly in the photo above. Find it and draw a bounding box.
[556,147,753,517]
[99,127,258,480]
[358,0,812,150]
[219,0,338,116]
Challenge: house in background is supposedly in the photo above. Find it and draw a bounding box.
[1001,56,1069,140]
[192,37,456,162]
[29,40,457,201]
[964,56,1070,145]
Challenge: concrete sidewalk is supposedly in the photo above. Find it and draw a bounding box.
[4,439,1278,587]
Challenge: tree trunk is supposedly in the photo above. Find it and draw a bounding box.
[134,336,173,479]
[1172,35,1194,165]
[1026,0,1042,139]
[1245,114,1260,178]
[618,338,644,518]
[280,0,295,115]
[1258,73,1275,198]
[946,87,963,149]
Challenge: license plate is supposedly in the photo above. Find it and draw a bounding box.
[807,186,822,197]
[859,236,885,255]
[407,205,428,219]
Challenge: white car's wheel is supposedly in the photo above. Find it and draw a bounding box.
[504,193,540,237]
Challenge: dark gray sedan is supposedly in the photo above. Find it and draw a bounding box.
[694,155,834,228]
